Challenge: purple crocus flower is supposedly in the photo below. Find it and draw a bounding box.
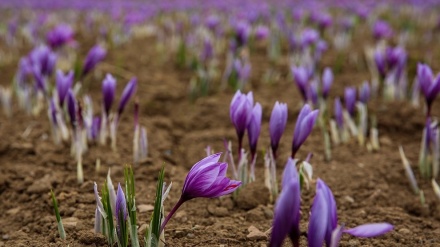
[344,87,357,116]
[234,21,251,47]
[46,24,74,49]
[417,63,440,114]
[91,116,101,140]
[291,66,309,102]
[301,28,319,48]
[230,90,253,150]
[308,180,329,247]
[115,183,127,243]
[292,104,319,158]
[269,158,300,247]
[29,45,57,76]
[82,44,107,77]
[67,89,76,126]
[309,179,394,247]
[49,98,58,126]
[56,70,74,107]
[255,25,270,40]
[372,20,393,40]
[269,102,288,158]
[200,38,213,62]
[359,81,371,104]
[322,67,333,99]
[334,97,344,129]
[32,66,47,94]
[160,153,241,233]
[374,49,386,77]
[307,80,319,106]
[205,15,220,31]
[117,77,137,116]
[247,103,262,158]
[102,74,117,116]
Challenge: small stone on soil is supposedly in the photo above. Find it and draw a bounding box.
[138,204,154,212]
[246,226,267,241]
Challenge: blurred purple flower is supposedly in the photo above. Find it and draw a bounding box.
[49,98,58,126]
[417,63,440,112]
[29,45,57,76]
[102,74,117,116]
[230,90,253,148]
[307,80,319,106]
[374,49,386,77]
[255,25,270,40]
[234,21,251,47]
[161,153,241,233]
[291,66,309,102]
[205,15,220,31]
[201,38,214,62]
[372,20,393,40]
[269,158,300,247]
[47,24,74,49]
[91,116,101,140]
[301,28,319,48]
[56,70,74,106]
[247,103,262,158]
[269,101,288,158]
[292,104,319,158]
[344,87,357,116]
[117,77,137,116]
[322,67,333,99]
[82,45,106,77]
[67,89,76,126]
[334,97,344,129]
[359,81,371,104]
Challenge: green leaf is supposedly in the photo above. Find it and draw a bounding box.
[149,167,165,246]
[50,190,66,240]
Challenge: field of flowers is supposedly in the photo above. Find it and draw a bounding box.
[0,0,440,246]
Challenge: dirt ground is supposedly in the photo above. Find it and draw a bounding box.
[0,20,440,247]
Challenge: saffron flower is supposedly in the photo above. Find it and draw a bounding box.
[66,89,76,126]
[115,183,128,247]
[56,70,74,107]
[322,67,333,99]
[292,104,319,158]
[255,25,270,40]
[269,158,301,247]
[308,179,393,247]
[29,45,57,76]
[291,66,309,102]
[247,102,262,158]
[344,87,357,116]
[47,24,74,49]
[359,81,371,104]
[269,101,288,158]
[417,63,440,115]
[102,74,116,116]
[117,77,137,116]
[230,90,253,151]
[372,20,393,40]
[334,97,344,129]
[82,44,107,77]
[160,153,241,233]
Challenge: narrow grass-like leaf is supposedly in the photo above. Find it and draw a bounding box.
[148,167,165,246]
[432,179,440,200]
[124,166,139,247]
[399,146,419,194]
[50,190,66,240]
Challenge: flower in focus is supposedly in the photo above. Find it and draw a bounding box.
[247,102,262,158]
[269,158,300,247]
[230,90,253,146]
[292,104,319,158]
[161,153,241,233]
[269,101,288,158]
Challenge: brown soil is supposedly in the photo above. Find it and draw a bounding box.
[1,27,440,247]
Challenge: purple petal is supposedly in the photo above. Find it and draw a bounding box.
[343,223,393,238]
[329,225,344,247]
[282,158,298,189]
[102,74,116,116]
[269,102,288,155]
[308,181,329,247]
[117,77,137,116]
[247,103,262,155]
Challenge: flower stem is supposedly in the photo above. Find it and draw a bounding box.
[160,197,185,234]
